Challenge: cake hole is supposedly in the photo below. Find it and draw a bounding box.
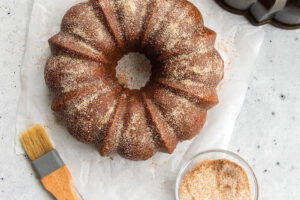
[116,52,152,90]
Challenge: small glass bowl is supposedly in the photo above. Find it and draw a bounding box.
[175,149,258,200]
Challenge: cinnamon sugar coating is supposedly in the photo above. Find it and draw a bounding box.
[44,0,224,160]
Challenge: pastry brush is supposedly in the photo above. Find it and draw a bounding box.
[20,125,78,200]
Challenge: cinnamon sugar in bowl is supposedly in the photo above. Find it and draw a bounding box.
[175,150,258,200]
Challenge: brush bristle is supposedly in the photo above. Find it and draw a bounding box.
[20,125,53,161]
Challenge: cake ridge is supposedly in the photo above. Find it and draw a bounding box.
[149,0,198,49]
[117,90,157,160]
[65,85,122,144]
[137,0,156,50]
[61,2,123,62]
[93,95,119,143]
[51,82,107,112]
[147,84,208,141]
[140,90,165,151]
[155,49,224,87]
[90,0,127,52]
[116,91,131,157]
[49,32,112,65]
[61,31,110,62]
[88,1,125,55]
[153,79,218,109]
[99,92,127,156]
[141,91,178,153]
[140,0,176,49]
[155,26,214,62]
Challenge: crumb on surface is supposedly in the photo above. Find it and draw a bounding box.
[280,94,286,100]
[271,112,275,116]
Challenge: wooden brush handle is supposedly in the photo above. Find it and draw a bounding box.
[41,166,78,200]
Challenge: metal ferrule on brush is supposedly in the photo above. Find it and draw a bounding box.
[32,149,65,179]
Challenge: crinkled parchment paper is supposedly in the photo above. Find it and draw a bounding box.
[15,0,264,199]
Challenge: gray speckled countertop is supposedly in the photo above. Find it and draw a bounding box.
[0,0,299,199]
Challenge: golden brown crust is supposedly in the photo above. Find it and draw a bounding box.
[44,0,224,160]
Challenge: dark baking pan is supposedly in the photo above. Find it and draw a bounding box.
[215,0,300,29]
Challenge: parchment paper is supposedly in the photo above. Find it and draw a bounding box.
[15,0,264,199]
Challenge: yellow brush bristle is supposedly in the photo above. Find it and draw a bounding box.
[20,125,53,161]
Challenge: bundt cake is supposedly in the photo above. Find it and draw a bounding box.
[44,0,224,160]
